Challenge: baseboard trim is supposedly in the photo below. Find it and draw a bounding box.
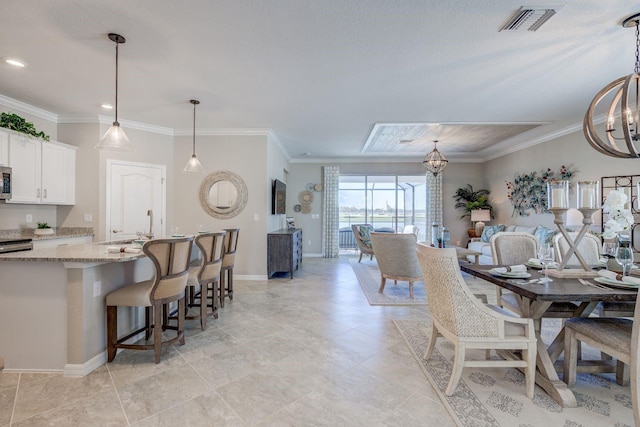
[64,352,106,377]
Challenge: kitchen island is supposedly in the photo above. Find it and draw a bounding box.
[0,242,153,376]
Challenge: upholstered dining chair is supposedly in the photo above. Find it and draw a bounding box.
[369,232,422,299]
[106,236,193,363]
[563,289,640,426]
[185,231,226,330]
[219,228,240,308]
[352,224,375,263]
[416,244,537,398]
[490,232,540,310]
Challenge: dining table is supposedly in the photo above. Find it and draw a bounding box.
[459,262,637,408]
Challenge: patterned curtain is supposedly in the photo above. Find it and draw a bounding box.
[425,172,443,245]
[322,165,340,258]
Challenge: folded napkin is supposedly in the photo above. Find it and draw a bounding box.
[526,258,559,268]
[492,264,527,273]
[107,246,142,254]
[597,270,640,285]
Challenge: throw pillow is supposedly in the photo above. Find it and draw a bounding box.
[480,224,505,242]
[534,226,557,245]
[358,225,373,248]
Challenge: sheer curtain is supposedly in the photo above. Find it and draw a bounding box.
[425,172,443,245]
[322,165,340,258]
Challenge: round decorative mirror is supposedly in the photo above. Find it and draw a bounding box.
[199,171,248,219]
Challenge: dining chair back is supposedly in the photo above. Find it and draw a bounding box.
[553,231,601,266]
[563,289,640,425]
[490,232,540,309]
[184,231,226,330]
[416,244,537,398]
[106,236,193,363]
[219,228,240,307]
[369,232,422,299]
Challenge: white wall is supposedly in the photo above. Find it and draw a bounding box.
[266,136,290,233]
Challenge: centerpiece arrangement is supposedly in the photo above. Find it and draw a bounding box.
[601,189,634,242]
[34,222,54,236]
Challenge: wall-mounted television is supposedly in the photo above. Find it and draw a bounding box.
[272,179,286,214]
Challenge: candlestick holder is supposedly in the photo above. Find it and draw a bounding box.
[547,207,599,275]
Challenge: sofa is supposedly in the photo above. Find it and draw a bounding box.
[467,224,556,265]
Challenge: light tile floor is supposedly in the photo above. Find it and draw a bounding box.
[1,257,457,426]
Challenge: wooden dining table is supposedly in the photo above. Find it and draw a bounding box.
[459,263,637,408]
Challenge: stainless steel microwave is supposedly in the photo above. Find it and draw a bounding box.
[0,166,11,200]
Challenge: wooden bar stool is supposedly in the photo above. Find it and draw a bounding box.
[219,228,240,308]
[106,237,193,363]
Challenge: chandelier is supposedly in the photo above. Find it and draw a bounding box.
[423,140,448,176]
[584,13,640,158]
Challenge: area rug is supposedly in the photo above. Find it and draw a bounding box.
[349,258,427,305]
[350,258,494,307]
[393,319,634,427]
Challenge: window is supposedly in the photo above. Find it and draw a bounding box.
[339,174,427,251]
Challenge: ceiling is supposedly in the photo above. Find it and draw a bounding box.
[0,1,637,163]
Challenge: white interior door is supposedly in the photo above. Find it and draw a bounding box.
[107,160,165,241]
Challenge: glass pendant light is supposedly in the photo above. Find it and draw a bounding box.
[184,99,204,173]
[96,33,134,151]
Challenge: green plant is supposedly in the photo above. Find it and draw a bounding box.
[37,222,51,229]
[0,112,50,141]
[453,184,494,220]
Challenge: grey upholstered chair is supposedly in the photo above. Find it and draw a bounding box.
[490,232,540,310]
[416,244,537,398]
[185,231,226,330]
[106,237,193,363]
[563,289,640,426]
[369,232,422,299]
[352,224,375,263]
[219,228,240,308]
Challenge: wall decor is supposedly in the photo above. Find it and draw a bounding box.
[505,165,575,216]
[199,170,248,219]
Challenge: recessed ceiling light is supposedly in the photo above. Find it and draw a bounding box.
[101,104,113,110]
[4,58,26,68]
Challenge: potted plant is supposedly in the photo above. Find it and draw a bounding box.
[34,222,54,236]
[453,184,494,237]
[0,112,50,140]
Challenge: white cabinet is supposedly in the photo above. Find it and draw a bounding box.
[0,130,8,166]
[8,134,76,205]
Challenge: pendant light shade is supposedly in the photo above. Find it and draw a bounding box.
[423,140,448,176]
[184,99,204,173]
[96,33,134,152]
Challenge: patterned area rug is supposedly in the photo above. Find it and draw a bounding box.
[350,258,427,305]
[393,319,634,427]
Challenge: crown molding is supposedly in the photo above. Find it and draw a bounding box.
[0,94,58,122]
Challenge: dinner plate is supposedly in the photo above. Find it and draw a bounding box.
[489,269,531,279]
[594,277,639,290]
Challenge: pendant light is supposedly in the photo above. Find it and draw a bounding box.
[96,33,134,151]
[423,140,448,176]
[184,99,204,173]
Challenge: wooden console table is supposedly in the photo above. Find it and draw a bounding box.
[267,228,302,279]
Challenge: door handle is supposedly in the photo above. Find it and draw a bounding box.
[43,188,47,198]
[37,188,40,198]
[112,229,122,233]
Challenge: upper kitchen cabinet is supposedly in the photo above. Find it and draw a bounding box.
[7,133,76,205]
[0,129,8,166]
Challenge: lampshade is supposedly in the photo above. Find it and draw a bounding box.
[470,209,491,222]
[584,13,640,158]
[423,140,448,176]
[183,99,204,173]
[96,33,134,152]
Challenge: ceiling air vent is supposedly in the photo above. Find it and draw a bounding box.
[499,6,560,32]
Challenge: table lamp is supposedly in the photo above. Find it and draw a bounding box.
[471,209,491,237]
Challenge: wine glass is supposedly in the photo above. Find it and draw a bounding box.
[615,246,634,276]
[538,242,554,283]
[602,241,618,270]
